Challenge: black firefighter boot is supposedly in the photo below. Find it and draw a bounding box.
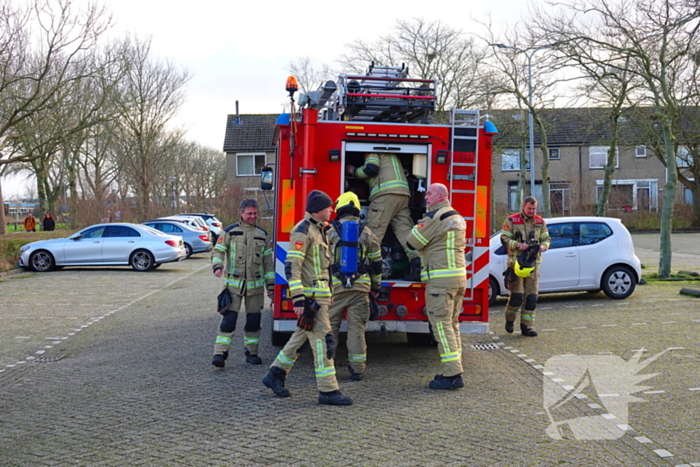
[262,366,291,397]
[520,323,538,337]
[429,373,465,390]
[404,257,422,281]
[245,349,262,365]
[211,350,229,368]
[318,390,353,406]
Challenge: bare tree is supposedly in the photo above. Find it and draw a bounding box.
[288,56,334,95]
[533,0,700,277]
[484,22,564,217]
[111,36,190,220]
[339,18,491,112]
[0,0,111,233]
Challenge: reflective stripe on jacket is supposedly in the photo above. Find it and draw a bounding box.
[355,153,410,201]
[285,212,332,305]
[500,212,551,267]
[406,200,467,288]
[327,215,382,294]
[212,221,274,295]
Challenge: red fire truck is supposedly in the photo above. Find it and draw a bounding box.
[260,63,498,346]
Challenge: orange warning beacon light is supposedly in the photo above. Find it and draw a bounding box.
[285,76,298,97]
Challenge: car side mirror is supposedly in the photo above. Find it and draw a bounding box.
[69,234,82,241]
[261,166,273,191]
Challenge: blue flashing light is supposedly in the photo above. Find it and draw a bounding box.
[276,113,290,126]
[484,120,498,135]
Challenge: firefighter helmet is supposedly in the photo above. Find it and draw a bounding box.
[514,245,539,278]
[335,191,360,212]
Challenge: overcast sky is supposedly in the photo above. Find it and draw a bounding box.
[2,0,533,198]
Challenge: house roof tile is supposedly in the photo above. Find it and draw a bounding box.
[222,114,278,152]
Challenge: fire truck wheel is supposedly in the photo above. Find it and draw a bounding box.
[406,332,436,347]
[272,331,291,347]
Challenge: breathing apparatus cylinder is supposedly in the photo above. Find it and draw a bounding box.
[339,220,359,276]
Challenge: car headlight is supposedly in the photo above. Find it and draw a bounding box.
[20,245,31,252]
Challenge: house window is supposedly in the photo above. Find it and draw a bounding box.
[635,146,647,158]
[595,179,658,211]
[677,146,692,168]
[501,149,521,172]
[236,153,266,176]
[589,146,619,169]
[549,148,560,160]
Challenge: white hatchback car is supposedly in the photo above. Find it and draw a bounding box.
[489,216,642,305]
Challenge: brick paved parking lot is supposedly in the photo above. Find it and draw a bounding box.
[0,235,699,466]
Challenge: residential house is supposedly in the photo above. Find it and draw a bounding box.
[489,107,693,215]
[222,113,278,207]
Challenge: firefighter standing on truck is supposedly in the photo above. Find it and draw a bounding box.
[211,199,275,368]
[262,190,353,406]
[406,183,467,390]
[346,152,421,280]
[500,196,550,337]
[327,191,383,381]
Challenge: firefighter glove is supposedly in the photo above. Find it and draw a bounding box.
[297,299,317,331]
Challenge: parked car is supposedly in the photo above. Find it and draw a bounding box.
[18,223,186,272]
[157,216,211,241]
[142,220,212,257]
[489,216,642,305]
[180,212,223,243]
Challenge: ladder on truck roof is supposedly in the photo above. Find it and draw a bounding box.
[322,62,437,123]
[448,109,483,301]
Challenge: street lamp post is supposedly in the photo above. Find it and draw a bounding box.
[169,176,176,213]
[490,43,558,200]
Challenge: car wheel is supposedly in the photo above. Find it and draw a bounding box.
[130,250,155,271]
[601,265,636,299]
[29,250,55,272]
[184,243,193,258]
[489,276,500,306]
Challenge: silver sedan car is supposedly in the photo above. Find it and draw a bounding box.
[18,223,187,272]
[142,220,212,258]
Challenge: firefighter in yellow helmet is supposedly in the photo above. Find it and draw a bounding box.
[327,191,382,381]
[406,183,467,390]
[346,153,421,280]
[262,190,353,405]
[500,196,551,337]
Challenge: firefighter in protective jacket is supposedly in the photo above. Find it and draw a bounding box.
[347,152,421,279]
[500,196,550,337]
[406,183,467,390]
[211,199,274,367]
[327,191,383,381]
[262,190,352,406]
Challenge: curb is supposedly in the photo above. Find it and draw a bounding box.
[0,267,25,278]
[680,288,700,298]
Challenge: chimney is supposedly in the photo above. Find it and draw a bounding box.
[234,101,241,125]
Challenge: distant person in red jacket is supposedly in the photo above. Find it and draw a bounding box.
[23,213,37,232]
[42,213,56,231]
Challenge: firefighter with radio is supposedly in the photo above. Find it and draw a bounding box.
[262,190,353,406]
[211,199,275,368]
[406,183,467,390]
[327,191,383,381]
[346,152,422,280]
[500,196,551,337]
